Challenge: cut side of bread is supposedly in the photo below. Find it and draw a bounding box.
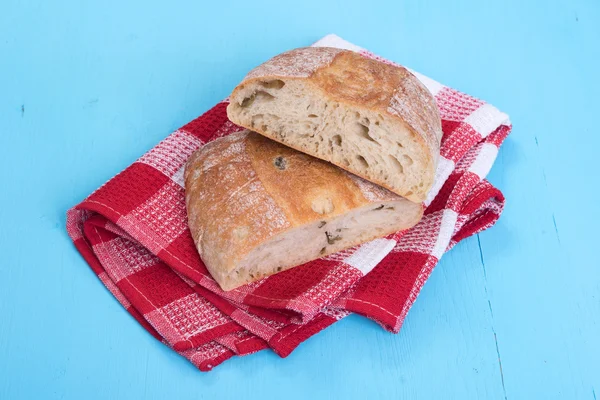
[229,200,412,290]
[227,47,443,203]
[184,130,423,291]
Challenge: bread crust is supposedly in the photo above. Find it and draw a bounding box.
[228,47,443,203]
[184,130,422,290]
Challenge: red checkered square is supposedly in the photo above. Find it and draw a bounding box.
[246,258,339,309]
[440,123,481,162]
[486,124,512,147]
[394,254,439,331]
[181,102,230,142]
[121,263,195,312]
[85,163,169,217]
[445,172,482,213]
[436,87,485,122]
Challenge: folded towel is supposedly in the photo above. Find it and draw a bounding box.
[67,34,511,371]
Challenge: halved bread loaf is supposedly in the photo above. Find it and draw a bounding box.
[227,47,443,203]
[184,130,423,291]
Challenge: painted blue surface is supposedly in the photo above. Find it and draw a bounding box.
[1,0,598,398]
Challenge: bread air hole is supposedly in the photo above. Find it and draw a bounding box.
[241,91,275,108]
[401,154,414,166]
[259,79,285,89]
[241,96,254,108]
[353,122,379,145]
[332,134,342,146]
[389,155,404,174]
[356,155,369,168]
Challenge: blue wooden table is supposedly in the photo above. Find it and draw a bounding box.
[1,1,598,398]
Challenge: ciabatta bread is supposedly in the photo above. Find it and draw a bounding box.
[184,130,423,291]
[226,47,443,203]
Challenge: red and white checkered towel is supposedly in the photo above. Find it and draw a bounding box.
[67,34,511,371]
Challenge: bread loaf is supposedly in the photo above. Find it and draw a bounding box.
[184,130,423,291]
[226,47,443,203]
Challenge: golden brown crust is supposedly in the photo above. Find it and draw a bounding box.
[244,47,344,80]
[184,130,412,289]
[311,51,400,110]
[245,133,383,226]
[184,132,291,276]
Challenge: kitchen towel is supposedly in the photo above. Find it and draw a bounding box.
[67,34,511,371]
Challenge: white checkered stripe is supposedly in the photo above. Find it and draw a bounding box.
[179,341,231,370]
[95,236,160,282]
[464,103,510,137]
[124,180,188,249]
[66,209,92,241]
[138,129,203,181]
[212,119,245,140]
[432,209,459,259]
[343,238,397,275]
[468,142,499,179]
[425,156,456,206]
[148,293,231,345]
[295,262,364,321]
[394,210,445,255]
[230,309,281,342]
[215,330,252,354]
[321,306,351,321]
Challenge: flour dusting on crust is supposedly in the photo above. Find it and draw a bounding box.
[245,47,344,80]
[185,131,291,276]
[387,73,442,159]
